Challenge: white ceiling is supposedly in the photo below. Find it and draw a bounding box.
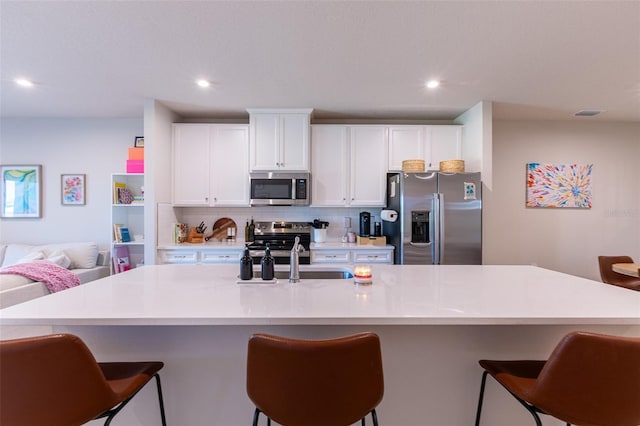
[1,1,639,122]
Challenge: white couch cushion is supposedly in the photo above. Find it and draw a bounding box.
[1,243,99,269]
[38,243,98,269]
[16,251,46,263]
[1,244,35,267]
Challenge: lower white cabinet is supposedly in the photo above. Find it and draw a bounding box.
[310,245,394,265]
[159,250,199,264]
[158,247,243,264]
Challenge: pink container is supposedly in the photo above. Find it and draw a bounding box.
[126,159,144,173]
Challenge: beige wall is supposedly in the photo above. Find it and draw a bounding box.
[484,120,640,281]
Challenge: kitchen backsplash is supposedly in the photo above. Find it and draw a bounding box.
[157,203,383,245]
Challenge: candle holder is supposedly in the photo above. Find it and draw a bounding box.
[353,265,372,285]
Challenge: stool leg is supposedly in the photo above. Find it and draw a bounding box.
[475,371,489,426]
[252,408,260,426]
[371,409,379,426]
[154,374,167,426]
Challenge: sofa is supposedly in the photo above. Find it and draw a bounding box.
[0,242,110,309]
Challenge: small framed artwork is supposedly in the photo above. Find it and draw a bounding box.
[134,136,144,148]
[61,174,86,205]
[0,164,42,218]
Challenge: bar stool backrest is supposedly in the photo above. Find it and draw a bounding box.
[246,332,384,426]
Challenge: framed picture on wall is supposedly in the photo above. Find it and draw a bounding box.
[61,173,86,205]
[134,136,144,148]
[0,164,43,218]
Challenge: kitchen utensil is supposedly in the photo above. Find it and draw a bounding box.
[206,218,237,242]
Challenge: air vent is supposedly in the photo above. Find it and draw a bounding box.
[575,109,604,117]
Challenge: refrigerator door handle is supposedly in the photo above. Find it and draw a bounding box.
[409,242,431,247]
[437,193,445,264]
[431,195,438,264]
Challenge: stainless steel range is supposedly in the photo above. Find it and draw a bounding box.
[246,221,311,264]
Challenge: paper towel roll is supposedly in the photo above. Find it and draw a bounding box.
[381,209,398,222]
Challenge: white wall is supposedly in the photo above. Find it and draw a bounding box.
[0,118,143,248]
[484,120,640,280]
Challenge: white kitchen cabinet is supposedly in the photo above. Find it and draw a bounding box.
[158,249,199,264]
[352,249,393,264]
[388,125,462,171]
[157,247,243,264]
[310,249,352,264]
[200,249,243,264]
[310,245,394,265]
[173,124,211,205]
[209,125,250,206]
[349,126,387,206]
[248,109,312,171]
[311,125,387,207]
[172,124,249,206]
[311,125,348,206]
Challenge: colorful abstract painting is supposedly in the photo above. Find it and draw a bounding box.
[526,163,593,208]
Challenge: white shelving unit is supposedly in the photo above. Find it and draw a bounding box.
[111,173,144,273]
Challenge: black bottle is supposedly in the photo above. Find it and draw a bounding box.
[248,218,256,242]
[244,220,250,242]
[261,246,274,281]
[240,247,253,280]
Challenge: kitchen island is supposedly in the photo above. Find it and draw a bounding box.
[1,264,639,426]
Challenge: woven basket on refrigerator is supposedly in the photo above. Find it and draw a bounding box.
[439,160,465,173]
[402,159,425,172]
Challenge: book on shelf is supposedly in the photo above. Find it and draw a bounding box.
[113,182,126,204]
[120,227,131,243]
[113,223,124,243]
[112,245,131,273]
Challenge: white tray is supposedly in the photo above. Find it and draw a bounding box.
[236,277,278,284]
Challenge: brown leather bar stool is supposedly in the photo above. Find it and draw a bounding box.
[246,332,384,426]
[474,331,640,426]
[598,255,640,291]
[0,333,167,426]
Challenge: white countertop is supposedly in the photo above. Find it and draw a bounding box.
[157,242,394,250]
[1,264,639,326]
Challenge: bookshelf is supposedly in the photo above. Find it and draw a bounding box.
[111,173,144,273]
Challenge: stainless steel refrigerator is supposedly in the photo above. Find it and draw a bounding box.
[383,172,482,264]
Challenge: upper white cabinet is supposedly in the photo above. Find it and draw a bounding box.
[388,125,462,171]
[248,109,312,171]
[311,125,387,207]
[173,124,210,205]
[172,124,249,206]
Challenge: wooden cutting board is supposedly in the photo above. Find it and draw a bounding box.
[206,218,237,242]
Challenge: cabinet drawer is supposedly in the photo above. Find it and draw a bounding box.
[352,250,393,264]
[200,250,242,264]
[311,250,351,264]
[159,250,199,264]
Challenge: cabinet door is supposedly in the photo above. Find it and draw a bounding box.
[426,125,462,170]
[349,126,387,206]
[249,113,280,170]
[210,125,250,206]
[280,114,309,171]
[310,250,351,264]
[311,125,348,206]
[388,126,424,171]
[173,124,211,205]
[352,249,393,264]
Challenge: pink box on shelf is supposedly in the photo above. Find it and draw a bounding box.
[126,159,144,173]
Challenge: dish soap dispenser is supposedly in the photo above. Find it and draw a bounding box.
[261,245,274,281]
[240,246,253,281]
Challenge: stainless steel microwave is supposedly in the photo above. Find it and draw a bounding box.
[249,172,310,206]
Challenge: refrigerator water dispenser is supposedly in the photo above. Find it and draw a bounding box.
[411,211,430,244]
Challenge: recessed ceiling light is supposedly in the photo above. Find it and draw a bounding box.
[15,78,34,88]
[575,109,604,117]
[426,80,440,89]
[196,79,211,88]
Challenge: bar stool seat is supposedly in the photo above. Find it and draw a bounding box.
[474,331,640,426]
[0,333,167,426]
[246,332,384,426]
